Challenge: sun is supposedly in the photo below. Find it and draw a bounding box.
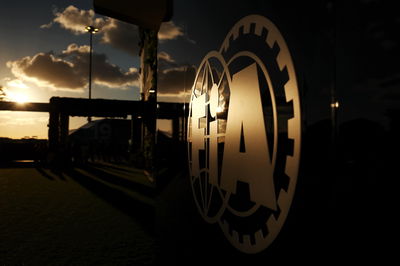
[9,92,28,104]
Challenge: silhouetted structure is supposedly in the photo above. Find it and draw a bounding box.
[0,98,187,169]
[0,137,47,162]
[69,119,131,164]
[0,101,49,112]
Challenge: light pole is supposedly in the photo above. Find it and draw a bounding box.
[85,25,99,122]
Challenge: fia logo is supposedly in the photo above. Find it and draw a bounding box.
[188,15,301,253]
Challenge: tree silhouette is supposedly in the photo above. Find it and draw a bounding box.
[0,86,6,101]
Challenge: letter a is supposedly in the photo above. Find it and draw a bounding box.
[220,63,277,211]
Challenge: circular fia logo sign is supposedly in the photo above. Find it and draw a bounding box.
[187,15,301,253]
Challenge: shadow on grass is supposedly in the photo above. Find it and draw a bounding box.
[32,166,67,182]
[80,164,156,197]
[3,161,156,235]
[50,168,67,181]
[35,167,55,181]
[90,162,144,175]
[63,167,155,235]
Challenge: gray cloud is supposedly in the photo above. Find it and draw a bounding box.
[41,5,106,34]
[7,43,139,91]
[7,52,85,90]
[42,5,184,56]
[157,51,196,101]
[158,51,175,64]
[100,19,141,56]
[158,65,196,98]
[158,51,178,72]
[158,21,184,41]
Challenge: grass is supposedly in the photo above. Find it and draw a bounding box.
[0,164,156,265]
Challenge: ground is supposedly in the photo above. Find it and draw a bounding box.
[0,162,156,266]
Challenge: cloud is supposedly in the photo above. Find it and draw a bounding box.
[5,79,29,89]
[100,20,183,56]
[42,5,184,56]
[0,114,48,127]
[61,44,139,88]
[100,19,141,56]
[157,91,191,103]
[6,43,139,91]
[158,21,184,40]
[1,79,30,102]
[7,52,85,90]
[156,51,196,101]
[41,5,106,34]
[158,65,196,100]
[158,51,178,72]
[158,51,175,64]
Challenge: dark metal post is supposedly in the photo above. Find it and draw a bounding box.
[85,25,98,122]
[59,113,69,150]
[139,28,158,175]
[88,31,93,122]
[48,97,60,164]
[89,31,93,101]
[172,117,179,140]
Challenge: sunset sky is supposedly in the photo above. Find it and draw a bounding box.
[0,0,187,139]
[2,1,398,139]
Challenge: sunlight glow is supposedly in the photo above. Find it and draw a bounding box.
[7,79,29,89]
[9,92,28,104]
